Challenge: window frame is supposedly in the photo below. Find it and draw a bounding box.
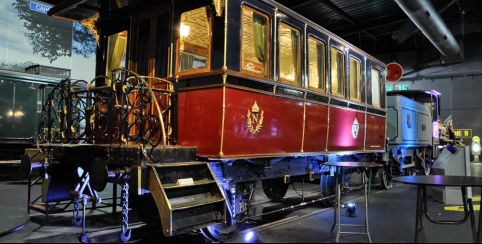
[307,35,326,93]
[330,46,346,98]
[348,56,362,102]
[370,67,382,108]
[175,6,213,76]
[240,4,271,79]
[278,22,301,87]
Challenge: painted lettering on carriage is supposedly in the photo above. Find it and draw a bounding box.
[29,1,52,14]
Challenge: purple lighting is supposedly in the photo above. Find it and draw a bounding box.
[434,175,443,184]
[425,90,442,96]
[333,112,361,147]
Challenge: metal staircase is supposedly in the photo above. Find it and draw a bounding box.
[148,161,226,236]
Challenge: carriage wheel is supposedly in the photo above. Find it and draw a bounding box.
[379,167,393,190]
[201,181,255,242]
[319,174,336,207]
[262,178,289,202]
[200,221,243,242]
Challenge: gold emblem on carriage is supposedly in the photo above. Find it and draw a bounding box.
[247,101,264,134]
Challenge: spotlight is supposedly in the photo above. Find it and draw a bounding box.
[346,202,356,217]
[244,231,258,243]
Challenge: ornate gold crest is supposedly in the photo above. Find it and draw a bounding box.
[247,101,264,134]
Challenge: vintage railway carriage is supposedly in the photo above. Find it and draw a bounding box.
[33,0,387,241]
[0,69,61,160]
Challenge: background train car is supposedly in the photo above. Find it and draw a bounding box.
[26,0,388,241]
[0,68,62,160]
[386,90,442,176]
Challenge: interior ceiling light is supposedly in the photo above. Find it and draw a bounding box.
[180,23,191,38]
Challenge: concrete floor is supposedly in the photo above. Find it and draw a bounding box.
[0,178,478,243]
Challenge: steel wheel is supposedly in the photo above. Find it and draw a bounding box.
[200,219,242,242]
[379,167,393,190]
[262,178,289,202]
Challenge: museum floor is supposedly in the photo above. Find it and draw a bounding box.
[0,177,477,243]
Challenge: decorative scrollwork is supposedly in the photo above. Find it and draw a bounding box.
[37,69,174,162]
[38,80,70,144]
[69,80,89,143]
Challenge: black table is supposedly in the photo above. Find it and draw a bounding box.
[394,175,482,243]
[325,162,383,243]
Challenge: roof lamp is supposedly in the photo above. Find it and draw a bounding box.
[180,23,190,38]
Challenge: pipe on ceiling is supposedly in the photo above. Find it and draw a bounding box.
[394,0,461,57]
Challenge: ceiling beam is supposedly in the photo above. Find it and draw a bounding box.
[392,0,458,44]
[48,0,89,16]
[317,0,376,40]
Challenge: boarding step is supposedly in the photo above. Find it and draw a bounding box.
[148,161,226,237]
[162,179,217,190]
[171,195,225,211]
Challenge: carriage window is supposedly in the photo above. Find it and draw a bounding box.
[308,37,325,92]
[349,57,361,101]
[106,31,128,76]
[178,7,211,73]
[241,6,269,78]
[331,47,345,97]
[371,68,381,107]
[279,23,300,86]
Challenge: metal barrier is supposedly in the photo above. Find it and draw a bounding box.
[36,69,174,163]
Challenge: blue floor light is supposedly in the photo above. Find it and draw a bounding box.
[244,231,257,243]
[346,202,357,217]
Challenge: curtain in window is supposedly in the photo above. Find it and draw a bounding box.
[316,43,324,89]
[291,30,298,79]
[252,12,266,64]
[354,63,358,95]
[107,33,127,77]
[337,53,344,94]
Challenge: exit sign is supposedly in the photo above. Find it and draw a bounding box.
[453,129,472,138]
[386,83,411,92]
[29,1,52,14]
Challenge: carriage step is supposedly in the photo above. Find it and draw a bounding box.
[162,179,217,190]
[171,196,225,211]
[148,162,226,236]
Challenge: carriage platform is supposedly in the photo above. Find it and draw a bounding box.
[29,144,197,166]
